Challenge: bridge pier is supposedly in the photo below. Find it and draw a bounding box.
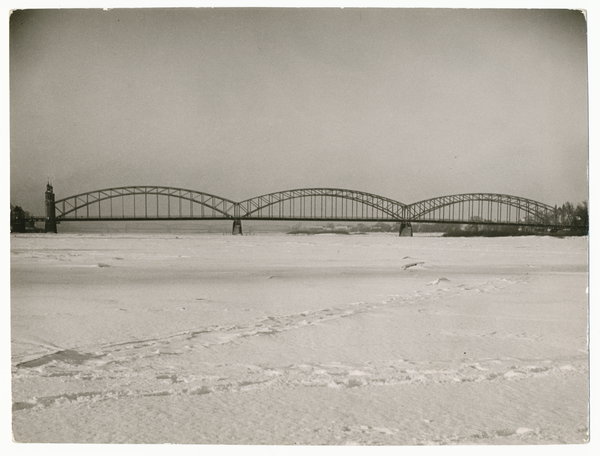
[399,222,412,237]
[232,219,243,235]
[44,182,57,233]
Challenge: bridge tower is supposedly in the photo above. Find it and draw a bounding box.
[45,182,57,233]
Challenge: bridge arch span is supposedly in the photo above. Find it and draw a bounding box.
[406,193,556,225]
[237,188,407,221]
[54,186,238,220]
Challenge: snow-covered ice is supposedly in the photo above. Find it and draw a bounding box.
[10,233,589,444]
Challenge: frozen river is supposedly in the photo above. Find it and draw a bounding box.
[10,233,588,444]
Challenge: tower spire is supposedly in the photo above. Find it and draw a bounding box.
[45,182,57,233]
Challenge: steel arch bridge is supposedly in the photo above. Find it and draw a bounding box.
[45,184,563,234]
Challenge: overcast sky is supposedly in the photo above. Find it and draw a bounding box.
[9,8,588,214]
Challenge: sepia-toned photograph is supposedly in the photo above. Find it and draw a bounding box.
[9,3,590,446]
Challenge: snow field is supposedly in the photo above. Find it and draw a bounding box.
[10,233,589,444]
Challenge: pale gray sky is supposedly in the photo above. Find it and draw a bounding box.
[10,8,588,214]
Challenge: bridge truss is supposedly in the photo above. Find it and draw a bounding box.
[49,186,565,233]
[54,186,238,221]
[406,193,557,226]
[237,188,406,221]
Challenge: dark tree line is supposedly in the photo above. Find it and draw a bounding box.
[554,201,588,230]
